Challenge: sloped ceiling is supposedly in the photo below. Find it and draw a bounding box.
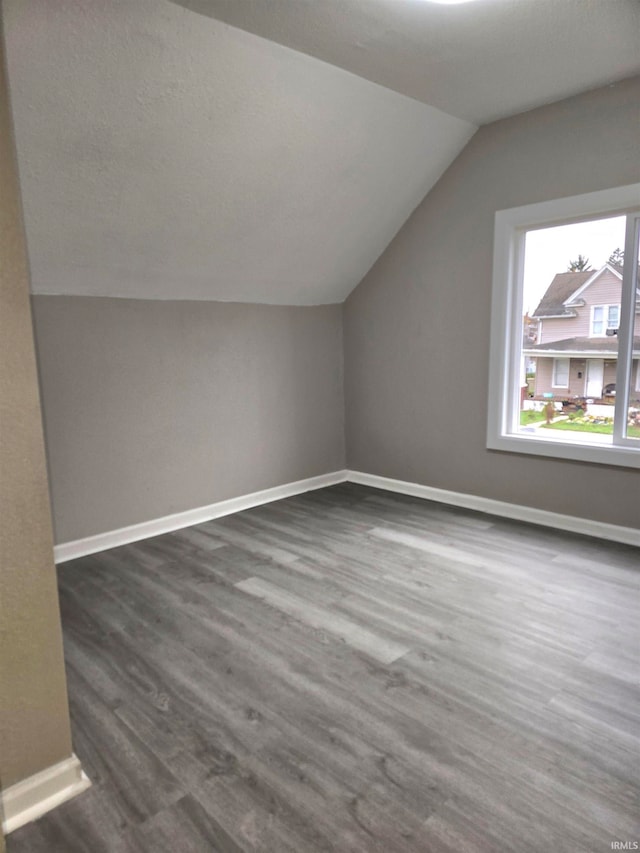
[178,0,640,125]
[4,1,638,305]
[3,0,474,304]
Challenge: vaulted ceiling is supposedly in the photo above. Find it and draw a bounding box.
[178,0,640,125]
[4,0,639,304]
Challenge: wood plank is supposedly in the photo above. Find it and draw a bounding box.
[235,576,410,665]
[7,483,639,853]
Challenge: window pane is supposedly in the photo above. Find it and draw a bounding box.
[591,306,604,336]
[519,215,626,442]
[553,358,569,386]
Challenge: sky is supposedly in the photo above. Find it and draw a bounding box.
[522,214,626,314]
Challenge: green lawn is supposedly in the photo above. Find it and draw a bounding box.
[542,420,640,438]
[520,410,547,425]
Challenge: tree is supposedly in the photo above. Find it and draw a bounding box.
[608,247,624,266]
[567,254,592,272]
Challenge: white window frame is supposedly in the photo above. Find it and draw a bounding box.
[552,357,569,388]
[589,303,620,337]
[487,183,640,469]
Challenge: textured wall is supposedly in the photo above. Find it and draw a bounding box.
[3,0,473,305]
[0,16,72,790]
[33,297,345,544]
[178,0,640,124]
[344,76,640,530]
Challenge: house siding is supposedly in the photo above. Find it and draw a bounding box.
[535,358,554,395]
[535,357,622,399]
[570,358,588,395]
[539,269,623,343]
[602,360,618,394]
[538,268,640,344]
[535,356,584,397]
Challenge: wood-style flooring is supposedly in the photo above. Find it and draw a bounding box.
[7,484,640,852]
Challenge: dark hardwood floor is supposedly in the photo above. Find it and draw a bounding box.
[7,484,640,852]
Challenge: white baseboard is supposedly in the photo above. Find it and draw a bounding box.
[54,470,348,563]
[347,470,640,547]
[1,754,91,834]
[54,466,638,563]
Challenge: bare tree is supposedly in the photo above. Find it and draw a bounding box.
[567,254,592,272]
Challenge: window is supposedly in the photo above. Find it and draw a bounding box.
[552,358,569,387]
[591,304,620,336]
[592,306,604,336]
[488,183,640,469]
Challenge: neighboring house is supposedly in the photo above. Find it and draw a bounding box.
[524,264,640,401]
[522,313,539,374]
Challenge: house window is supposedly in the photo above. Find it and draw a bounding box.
[488,183,640,469]
[552,358,569,388]
[591,304,620,336]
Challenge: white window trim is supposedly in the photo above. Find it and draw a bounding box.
[487,182,640,469]
[552,357,569,388]
[589,303,620,337]
[613,214,640,446]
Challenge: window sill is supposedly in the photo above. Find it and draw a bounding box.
[488,430,640,468]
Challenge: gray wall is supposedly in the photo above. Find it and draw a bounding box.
[344,76,640,530]
[33,297,345,543]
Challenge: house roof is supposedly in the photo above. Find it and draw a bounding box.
[526,336,640,354]
[531,272,592,318]
[533,264,640,319]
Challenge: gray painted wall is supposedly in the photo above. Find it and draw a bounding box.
[33,297,345,543]
[344,76,640,530]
